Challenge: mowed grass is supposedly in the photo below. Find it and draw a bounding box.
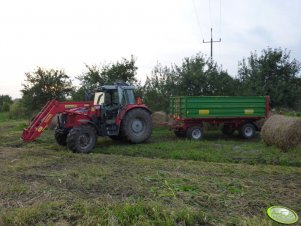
[0,114,300,225]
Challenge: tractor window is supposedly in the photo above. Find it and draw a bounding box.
[104,90,119,105]
[112,91,119,104]
[125,90,135,104]
[94,92,104,105]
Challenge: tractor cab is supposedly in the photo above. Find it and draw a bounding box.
[94,84,136,122]
[94,84,135,106]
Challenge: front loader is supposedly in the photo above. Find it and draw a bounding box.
[21,84,152,153]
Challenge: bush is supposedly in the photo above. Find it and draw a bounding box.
[9,100,29,119]
[2,102,11,112]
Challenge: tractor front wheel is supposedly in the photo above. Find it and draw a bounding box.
[122,108,152,143]
[54,128,68,146]
[67,124,97,153]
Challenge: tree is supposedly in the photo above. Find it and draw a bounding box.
[21,67,74,111]
[143,63,177,111]
[0,95,13,112]
[73,56,138,100]
[174,54,238,96]
[238,47,301,109]
[103,55,138,84]
[143,54,238,111]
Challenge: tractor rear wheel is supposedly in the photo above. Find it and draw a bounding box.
[67,124,97,153]
[122,108,152,143]
[54,128,68,146]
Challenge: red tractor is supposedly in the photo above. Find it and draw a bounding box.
[21,84,153,153]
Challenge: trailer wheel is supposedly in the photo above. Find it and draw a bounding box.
[239,123,256,139]
[122,108,152,143]
[54,128,68,146]
[221,125,235,135]
[67,124,97,153]
[174,131,186,138]
[187,126,203,140]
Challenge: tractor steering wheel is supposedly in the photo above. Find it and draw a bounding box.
[103,103,119,111]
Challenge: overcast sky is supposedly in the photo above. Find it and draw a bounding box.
[1,0,301,98]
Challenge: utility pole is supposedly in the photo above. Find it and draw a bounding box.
[203,28,221,59]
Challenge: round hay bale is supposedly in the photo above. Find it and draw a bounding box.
[152,111,168,127]
[261,114,301,151]
[167,115,176,125]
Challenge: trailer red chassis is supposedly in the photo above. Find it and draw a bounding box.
[169,116,267,140]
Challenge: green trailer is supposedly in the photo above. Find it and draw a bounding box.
[169,96,269,140]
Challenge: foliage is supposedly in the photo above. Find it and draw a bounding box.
[143,63,176,112]
[174,55,238,96]
[21,67,74,111]
[8,99,30,119]
[143,54,238,112]
[0,95,13,112]
[238,47,301,108]
[73,56,138,101]
[0,112,9,122]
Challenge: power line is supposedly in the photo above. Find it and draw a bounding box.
[219,0,222,38]
[191,0,204,40]
[208,0,213,28]
[219,0,222,63]
[203,27,221,60]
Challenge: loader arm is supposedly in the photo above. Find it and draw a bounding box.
[21,99,93,142]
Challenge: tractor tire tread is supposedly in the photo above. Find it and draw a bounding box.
[67,124,96,153]
[121,108,152,143]
[54,128,68,146]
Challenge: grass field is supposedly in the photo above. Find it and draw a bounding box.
[0,112,300,225]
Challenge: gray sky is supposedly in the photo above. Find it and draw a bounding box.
[1,0,301,98]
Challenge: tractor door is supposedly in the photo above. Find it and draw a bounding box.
[103,89,120,122]
[118,86,124,106]
[118,87,135,106]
